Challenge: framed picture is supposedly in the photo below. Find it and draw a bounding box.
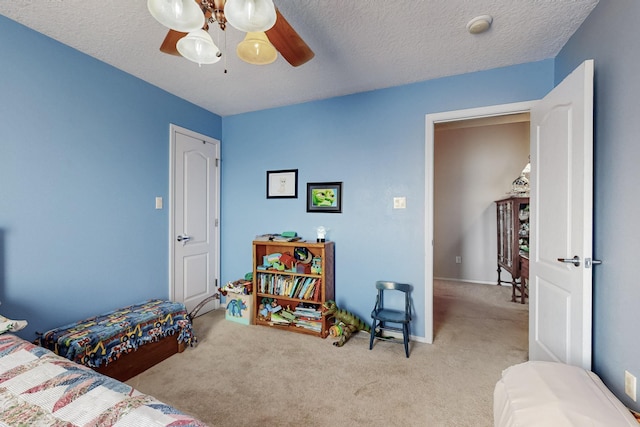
[266,169,298,198]
[307,182,343,213]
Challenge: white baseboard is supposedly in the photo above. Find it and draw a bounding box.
[434,277,509,286]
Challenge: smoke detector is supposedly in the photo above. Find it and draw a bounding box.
[467,15,493,34]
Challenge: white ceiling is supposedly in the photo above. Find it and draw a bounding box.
[1,1,598,117]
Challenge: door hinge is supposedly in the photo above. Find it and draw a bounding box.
[215,158,219,167]
[215,218,219,227]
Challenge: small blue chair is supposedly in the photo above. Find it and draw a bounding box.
[369,281,412,358]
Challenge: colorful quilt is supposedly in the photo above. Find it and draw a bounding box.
[37,300,196,368]
[0,333,207,426]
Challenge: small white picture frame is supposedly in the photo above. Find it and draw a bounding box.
[267,169,298,199]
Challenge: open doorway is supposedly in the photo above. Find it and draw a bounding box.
[433,114,530,285]
[425,61,594,368]
[432,114,530,340]
[423,101,536,344]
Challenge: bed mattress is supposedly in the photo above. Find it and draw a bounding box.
[494,361,637,426]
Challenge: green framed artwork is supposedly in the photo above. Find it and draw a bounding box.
[306,182,342,213]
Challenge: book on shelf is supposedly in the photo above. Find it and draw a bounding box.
[289,277,304,298]
[297,278,311,299]
[303,282,316,300]
[294,320,321,326]
[294,307,320,314]
[312,280,321,301]
[279,310,296,321]
[294,319,322,332]
[295,311,320,318]
[272,236,302,242]
[295,303,319,311]
[283,277,294,296]
[293,306,321,320]
[254,233,302,242]
[295,304,321,313]
[269,312,291,324]
[298,278,319,299]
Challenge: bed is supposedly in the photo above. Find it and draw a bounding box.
[0,332,207,426]
[36,299,195,382]
[494,361,638,426]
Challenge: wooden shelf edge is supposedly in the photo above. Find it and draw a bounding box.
[256,292,322,305]
[254,318,328,338]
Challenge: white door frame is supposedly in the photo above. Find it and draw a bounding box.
[424,101,537,344]
[168,124,221,307]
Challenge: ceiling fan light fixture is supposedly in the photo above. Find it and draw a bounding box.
[177,29,222,66]
[224,0,277,33]
[237,32,277,65]
[147,0,205,33]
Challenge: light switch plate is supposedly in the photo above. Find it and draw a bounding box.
[393,197,406,209]
[155,197,163,209]
[625,370,637,401]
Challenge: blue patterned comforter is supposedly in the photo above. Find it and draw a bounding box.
[37,299,196,368]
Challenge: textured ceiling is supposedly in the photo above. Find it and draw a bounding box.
[0,1,598,116]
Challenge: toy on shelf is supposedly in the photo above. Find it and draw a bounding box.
[320,301,370,347]
[220,278,252,296]
[279,252,296,269]
[294,247,313,264]
[257,249,322,275]
[311,257,322,274]
[258,298,282,319]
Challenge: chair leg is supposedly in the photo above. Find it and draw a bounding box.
[403,323,409,358]
[369,319,377,350]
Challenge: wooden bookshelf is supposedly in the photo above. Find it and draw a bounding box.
[252,240,335,338]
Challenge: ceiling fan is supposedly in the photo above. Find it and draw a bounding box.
[148,0,314,67]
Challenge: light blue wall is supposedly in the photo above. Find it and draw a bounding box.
[2,9,558,363]
[0,16,222,339]
[555,0,640,411]
[3,0,634,410]
[220,61,554,338]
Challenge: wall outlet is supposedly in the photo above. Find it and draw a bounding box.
[625,370,637,401]
[455,256,462,264]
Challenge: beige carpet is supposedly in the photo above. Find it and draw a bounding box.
[126,280,528,426]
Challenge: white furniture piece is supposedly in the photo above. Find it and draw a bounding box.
[494,361,637,426]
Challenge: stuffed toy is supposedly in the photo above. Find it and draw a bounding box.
[320,300,370,347]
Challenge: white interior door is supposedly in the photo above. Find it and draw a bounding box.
[171,124,220,315]
[529,60,594,370]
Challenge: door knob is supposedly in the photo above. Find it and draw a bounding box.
[557,255,580,267]
[177,234,192,243]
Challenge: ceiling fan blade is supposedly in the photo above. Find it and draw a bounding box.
[160,30,188,56]
[266,9,314,67]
